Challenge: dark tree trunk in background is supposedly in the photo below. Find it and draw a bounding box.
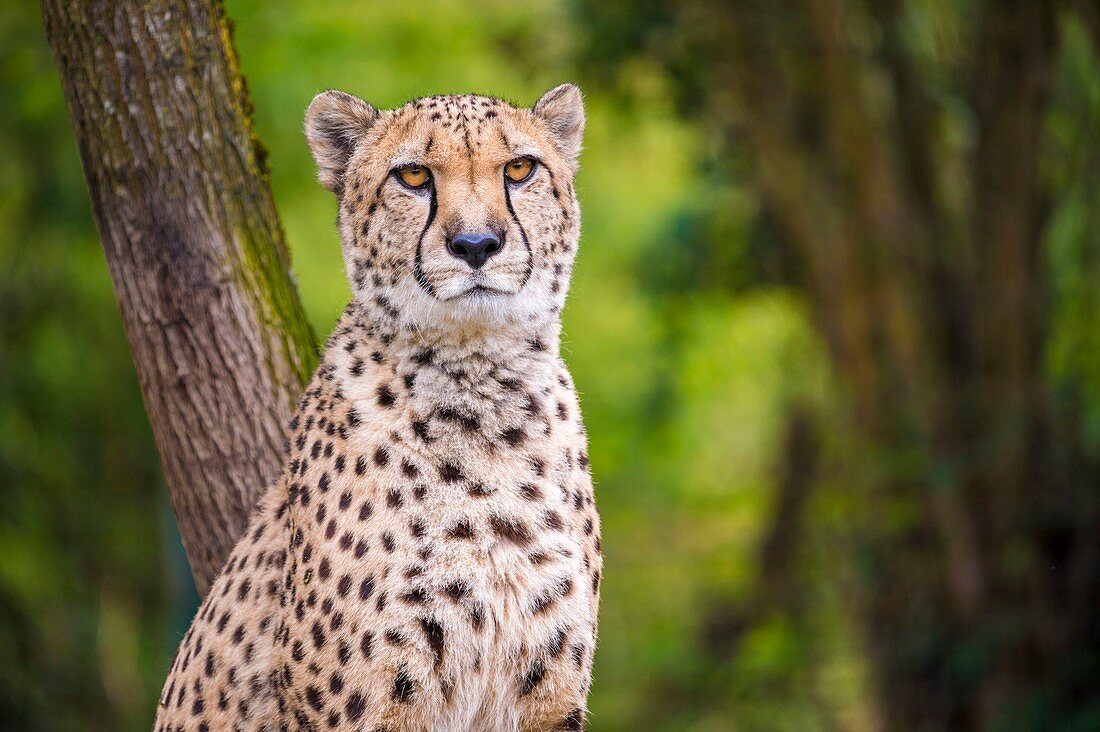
[41,0,317,596]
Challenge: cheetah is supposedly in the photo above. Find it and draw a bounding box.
[154,84,601,731]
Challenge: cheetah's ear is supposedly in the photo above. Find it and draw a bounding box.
[305,90,380,195]
[534,83,585,168]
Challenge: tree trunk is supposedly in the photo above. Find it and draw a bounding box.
[41,0,317,596]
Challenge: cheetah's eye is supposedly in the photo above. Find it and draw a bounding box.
[396,164,431,189]
[504,157,536,183]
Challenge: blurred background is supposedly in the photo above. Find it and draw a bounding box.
[3,0,1100,729]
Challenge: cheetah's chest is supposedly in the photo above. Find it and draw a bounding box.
[278,379,595,729]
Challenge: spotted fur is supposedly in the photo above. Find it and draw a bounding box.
[154,84,601,731]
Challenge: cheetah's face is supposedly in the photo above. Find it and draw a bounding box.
[306,85,585,330]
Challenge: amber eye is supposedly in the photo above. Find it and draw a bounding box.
[397,164,431,189]
[504,157,536,183]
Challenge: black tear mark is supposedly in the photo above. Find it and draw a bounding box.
[412,175,439,296]
[503,180,534,289]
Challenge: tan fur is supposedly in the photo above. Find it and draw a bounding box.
[154,85,600,731]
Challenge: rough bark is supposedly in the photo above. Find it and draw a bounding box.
[41,0,318,596]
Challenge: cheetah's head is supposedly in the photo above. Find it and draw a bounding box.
[305,85,584,334]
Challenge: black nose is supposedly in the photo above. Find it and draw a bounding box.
[446,231,501,269]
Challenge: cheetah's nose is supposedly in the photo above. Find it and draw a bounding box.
[446,231,501,270]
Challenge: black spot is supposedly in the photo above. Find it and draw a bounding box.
[392,669,416,702]
[377,384,396,407]
[345,693,366,721]
[501,427,525,447]
[336,575,352,597]
[489,515,533,545]
[439,461,464,483]
[420,616,445,669]
[560,708,584,730]
[548,627,568,658]
[374,446,390,467]
[521,660,545,695]
[447,520,475,540]
[305,685,323,711]
[444,580,470,601]
[359,576,375,600]
[437,407,480,432]
[401,587,429,605]
[360,631,374,659]
[334,640,350,666]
